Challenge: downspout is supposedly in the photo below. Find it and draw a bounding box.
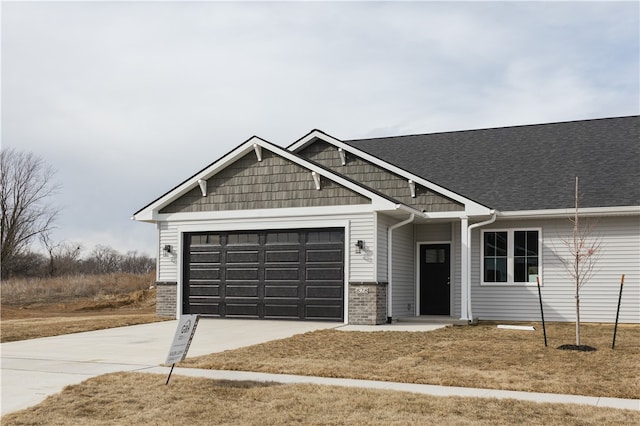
[387,213,416,322]
[465,210,497,322]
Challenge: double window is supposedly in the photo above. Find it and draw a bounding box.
[482,229,540,285]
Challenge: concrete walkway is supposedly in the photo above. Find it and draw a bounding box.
[1,319,638,416]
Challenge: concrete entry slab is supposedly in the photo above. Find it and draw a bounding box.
[0,318,339,415]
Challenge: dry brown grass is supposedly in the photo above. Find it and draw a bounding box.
[180,322,640,399]
[0,273,155,305]
[2,372,638,426]
[1,273,164,342]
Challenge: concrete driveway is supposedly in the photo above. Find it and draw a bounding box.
[0,318,340,415]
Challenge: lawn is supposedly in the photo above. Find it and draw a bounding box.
[2,372,638,426]
[179,322,640,399]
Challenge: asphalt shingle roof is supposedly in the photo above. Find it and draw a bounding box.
[345,116,640,211]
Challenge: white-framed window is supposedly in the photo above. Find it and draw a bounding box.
[481,228,541,285]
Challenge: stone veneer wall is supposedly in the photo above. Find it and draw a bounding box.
[156,282,177,319]
[348,282,388,325]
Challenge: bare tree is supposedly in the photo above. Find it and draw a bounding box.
[1,148,61,278]
[558,177,602,347]
[40,233,83,277]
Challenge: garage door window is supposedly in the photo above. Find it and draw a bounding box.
[227,233,259,245]
[266,232,299,244]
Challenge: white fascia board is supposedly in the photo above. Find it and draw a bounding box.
[498,206,640,219]
[156,204,378,223]
[133,138,261,222]
[288,130,490,214]
[134,135,399,222]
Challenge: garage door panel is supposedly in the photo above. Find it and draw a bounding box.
[265,268,299,281]
[226,268,259,280]
[265,250,300,263]
[306,249,343,263]
[306,305,342,319]
[306,285,342,299]
[189,268,220,280]
[226,250,259,263]
[225,303,259,317]
[189,303,220,315]
[189,285,220,296]
[265,304,299,318]
[185,228,343,321]
[226,285,259,297]
[306,267,343,281]
[265,285,299,298]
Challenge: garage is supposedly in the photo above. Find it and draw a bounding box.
[183,228,344,321]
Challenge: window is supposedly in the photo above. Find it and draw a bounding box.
[482,229,540,285]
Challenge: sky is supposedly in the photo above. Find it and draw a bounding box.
[2,1,639,258]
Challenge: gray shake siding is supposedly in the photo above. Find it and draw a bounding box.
[298,141,463,212]
[161,149,370,213]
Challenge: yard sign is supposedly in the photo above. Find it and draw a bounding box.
[165,314,199,382]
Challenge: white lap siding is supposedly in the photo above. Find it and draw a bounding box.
[471,215,640,323]
[158,221,179,282]
[391,223,416,318]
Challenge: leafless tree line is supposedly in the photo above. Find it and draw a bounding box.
[4,242,155,278]
[2,147,154,279]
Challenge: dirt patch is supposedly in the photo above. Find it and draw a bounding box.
[0,289,165,342]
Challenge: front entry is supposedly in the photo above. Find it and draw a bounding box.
[419,244,450,315]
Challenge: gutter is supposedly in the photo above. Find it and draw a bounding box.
[387,213,416,322]
[465,210,497,321]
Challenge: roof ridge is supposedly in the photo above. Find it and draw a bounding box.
[345,115,639,143]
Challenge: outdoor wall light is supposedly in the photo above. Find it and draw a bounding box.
[163,245,172,255]
[355,240,365,254]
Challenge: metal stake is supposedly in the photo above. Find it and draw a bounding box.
[612,275,625,350]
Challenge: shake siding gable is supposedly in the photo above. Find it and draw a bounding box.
[160,149,370,214]
[298,141,464,213]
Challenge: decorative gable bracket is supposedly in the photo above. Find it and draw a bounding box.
[197,179,207,197]
[337,147,347,165]
[408,179,416,198]
[253,144,263,162]
[311,171,321,190]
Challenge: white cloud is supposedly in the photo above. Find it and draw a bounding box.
[2,1,638,254]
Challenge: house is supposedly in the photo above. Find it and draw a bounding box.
[133,116,640,324]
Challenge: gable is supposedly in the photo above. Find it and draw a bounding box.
[159,148,371,214]
[298,140,464,213]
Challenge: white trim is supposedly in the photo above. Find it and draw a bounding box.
[156,204,381,223]
[343,221,351,325]
[498,206,640,219]
[416,241,453,317]
[177,221,351,324]
[288,130,491,215]
[460,217,469,321]
[480,228,543,286]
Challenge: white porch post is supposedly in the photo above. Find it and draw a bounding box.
[460,216,470,321]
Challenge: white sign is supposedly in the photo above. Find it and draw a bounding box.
[165,314,199,365]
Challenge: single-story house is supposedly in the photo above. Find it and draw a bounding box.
[133,116,639,324]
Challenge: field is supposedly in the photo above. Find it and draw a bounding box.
[0,273,164,342]
[1,274,638,424]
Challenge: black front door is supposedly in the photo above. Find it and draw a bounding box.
[420,244,450,315]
